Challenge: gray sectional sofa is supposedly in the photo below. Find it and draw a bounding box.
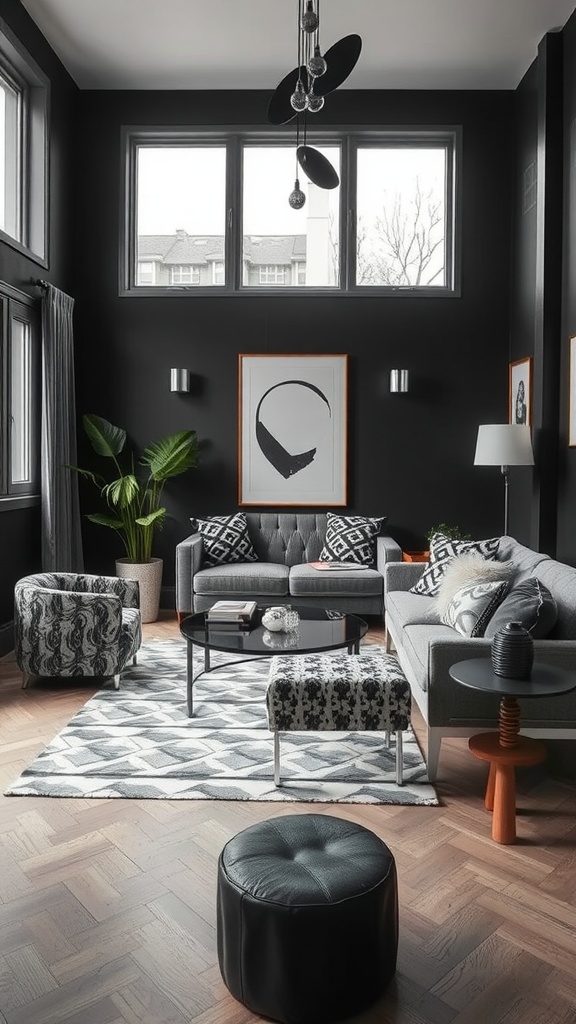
[176,512,401,619]
[384,535,576,780]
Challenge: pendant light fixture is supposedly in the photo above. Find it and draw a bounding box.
[267,0,362,207]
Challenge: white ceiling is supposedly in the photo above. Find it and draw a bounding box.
[19,0,576,91]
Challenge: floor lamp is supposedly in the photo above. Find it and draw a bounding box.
[474,424,534,536]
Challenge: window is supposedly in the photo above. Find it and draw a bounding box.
[122,129,459,295]
[0,22,49,265]
[0,67,21,240]
[137,261,155,285]
[131,143,226,289]
[259,265,286,285]
[242,144,340,289]
[170,265,200,285]
[0,289,39,502]
[355,145,448,288]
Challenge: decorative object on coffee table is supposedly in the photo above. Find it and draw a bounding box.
[491,621,534,679]
[449,658,576,844]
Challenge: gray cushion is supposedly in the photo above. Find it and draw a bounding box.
[533,559,576,639]
[441,580,510,637]
[484,577,558,639]
[193,562,289,596]
[289,563,383,597]
[319,514,386,567]
[385,590,443,631]
[194,513,258,568]
[410,532,501,597]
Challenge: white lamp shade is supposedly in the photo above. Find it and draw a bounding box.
[474,424,534,466]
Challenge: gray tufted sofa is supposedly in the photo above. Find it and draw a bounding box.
[384,536,576,780]
[176,512,401,619]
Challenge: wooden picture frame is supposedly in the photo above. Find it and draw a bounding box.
[509,356,532,426]
[569,337,576,447]
[238,353,348,506]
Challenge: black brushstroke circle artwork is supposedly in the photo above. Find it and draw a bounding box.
[255,380,332,479]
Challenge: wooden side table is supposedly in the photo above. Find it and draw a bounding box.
[449,659,576,844]
[402,550,429,563]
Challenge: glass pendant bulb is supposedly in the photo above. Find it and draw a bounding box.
[301,1,319,33]
[290,79,309,111]
[307,93,325,113]
[308,45,327,78]
[289,179,306,209]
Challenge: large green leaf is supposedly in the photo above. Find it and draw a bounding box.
[142,430,199,481]
[136,508,166,528]
[86,513,125,530]
[84,414,126,458]
[103,474,140,508]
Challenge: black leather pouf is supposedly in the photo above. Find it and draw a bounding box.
[216,813,398,1024]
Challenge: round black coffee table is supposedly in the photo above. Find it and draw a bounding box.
[180,605,369,717]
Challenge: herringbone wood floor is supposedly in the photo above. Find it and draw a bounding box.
[1,613,575,1024]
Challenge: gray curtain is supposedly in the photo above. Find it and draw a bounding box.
[41,284,84,572]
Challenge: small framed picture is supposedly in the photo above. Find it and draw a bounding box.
[509,356,532,426]
[569,337,576,447]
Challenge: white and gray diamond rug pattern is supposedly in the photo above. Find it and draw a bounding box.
[6,638,439,805]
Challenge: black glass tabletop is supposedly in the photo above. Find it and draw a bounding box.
[180,605,368,656]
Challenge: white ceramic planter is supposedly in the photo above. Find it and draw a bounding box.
[116,557,163,623]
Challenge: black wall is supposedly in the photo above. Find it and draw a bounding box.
[0,0,77,642]
[558,12,576,564]
[4,0,576,633]
[72,88,514,595]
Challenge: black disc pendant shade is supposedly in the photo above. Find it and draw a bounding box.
[267,65,304,125]
[297,145,340,189]
[267,33,362,125]
[313,34,363,96]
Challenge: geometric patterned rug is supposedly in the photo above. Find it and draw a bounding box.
[5,638,439,805]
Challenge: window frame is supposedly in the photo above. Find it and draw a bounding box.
[0,15,50,267]
[0,284,40,506]
[120,125,461,298]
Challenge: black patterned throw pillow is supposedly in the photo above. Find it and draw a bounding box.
[410,532,501,597]
[319,513,386,567]
[193,513,258,568]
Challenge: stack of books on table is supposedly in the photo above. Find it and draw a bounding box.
[206,600,258,630]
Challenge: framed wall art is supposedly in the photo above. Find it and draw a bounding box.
[238,353,348,506]
[509,356,532,426]
[570,337,576,447]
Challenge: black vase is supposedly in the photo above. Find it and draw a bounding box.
[491,621,534,679]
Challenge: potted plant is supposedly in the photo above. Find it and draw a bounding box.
[72,413,199,622]
[402,524,471,563]
[426,524,472,544]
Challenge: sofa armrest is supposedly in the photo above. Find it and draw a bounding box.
[531,639,576,671]
[176,533,204,616]
[384,560,427,594]
[376,535,403,573]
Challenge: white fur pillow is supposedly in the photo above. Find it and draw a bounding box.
[435,552,515,615]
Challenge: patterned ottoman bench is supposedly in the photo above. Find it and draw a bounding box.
[266,652,411,786]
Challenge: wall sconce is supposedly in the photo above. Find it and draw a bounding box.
[389,369,409,393]
[170,368,190,393]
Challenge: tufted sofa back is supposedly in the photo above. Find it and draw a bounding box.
[245,513,327,567]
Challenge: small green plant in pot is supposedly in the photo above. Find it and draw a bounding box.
[72,414,200,621]
[426,523,471,544]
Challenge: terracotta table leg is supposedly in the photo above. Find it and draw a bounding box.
[485,762,496,811]
[469,731,546,845]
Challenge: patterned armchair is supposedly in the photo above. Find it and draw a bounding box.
[14,572,142,690]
